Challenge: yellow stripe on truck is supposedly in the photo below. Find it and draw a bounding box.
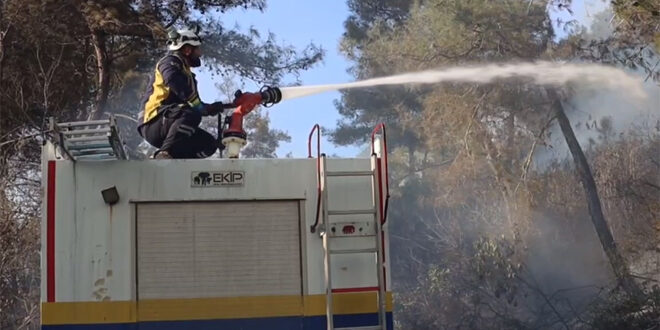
[304,292,393,315]
[41,292,394,325]
[41,301,136,325]
[138,295,303,321]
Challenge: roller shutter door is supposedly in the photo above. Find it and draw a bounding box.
[137,201,301,299]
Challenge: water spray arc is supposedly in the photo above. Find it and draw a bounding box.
[279,62,646,101]
[225,62,646,157]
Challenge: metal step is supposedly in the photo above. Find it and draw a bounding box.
[57,119,113,128]
[75,154,116,160]
[335,326,382,330]
[326,170,373,177]
[67,135,110,143]
[329,248,377,254]
[328,209,376,216]
[67,143,112,150]
[71,148,114,156]
[62,128,111,135]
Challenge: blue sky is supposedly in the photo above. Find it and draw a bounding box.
[196,1,360,158]
[195,0,610,158]
[549,0,609,38]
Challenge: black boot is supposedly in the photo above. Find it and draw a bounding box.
[153,150,173,159]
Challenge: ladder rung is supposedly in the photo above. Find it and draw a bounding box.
[71,148,114,156]
[326,170,373,177]
[335,326,382,330]
[329,248,377,254]
[66,135,110,143]
[76,154,115,160]
[57,120,110,128]
[328,209,376,216]
[67,143,112,150]
[63,128,111,135]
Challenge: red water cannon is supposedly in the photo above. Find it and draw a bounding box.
[222,86,282,158]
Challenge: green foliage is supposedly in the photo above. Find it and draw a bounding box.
[611,0,659,51]
[0,0,323,147]
[342,0,413,60]
[331,0,552,151]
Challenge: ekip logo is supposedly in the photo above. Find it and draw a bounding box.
[191,171,244,187]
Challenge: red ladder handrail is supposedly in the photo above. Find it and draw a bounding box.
[308,124,322,233]
[371,123,390,225]
[307,124,320,158]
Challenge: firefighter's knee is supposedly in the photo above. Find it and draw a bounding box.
[200,145,218,158]
[193,130,217,158]
[180,108,202,127]
[193,144,217,158]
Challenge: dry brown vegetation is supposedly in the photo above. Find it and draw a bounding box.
[334,0,660,328]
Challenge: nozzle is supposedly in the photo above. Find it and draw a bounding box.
[259,86,282,107]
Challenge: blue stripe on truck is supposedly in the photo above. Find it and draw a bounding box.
[42,312,394,330]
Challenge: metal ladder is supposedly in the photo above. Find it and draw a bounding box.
[309,124,389,330]
[49,116,127,161]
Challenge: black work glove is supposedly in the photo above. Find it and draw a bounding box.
[201,102,227,117]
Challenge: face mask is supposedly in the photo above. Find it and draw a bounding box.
[189,55,201,68]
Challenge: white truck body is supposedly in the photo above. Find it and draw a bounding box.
[40,140,393,330]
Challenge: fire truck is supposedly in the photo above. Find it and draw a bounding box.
[40,116,393,330]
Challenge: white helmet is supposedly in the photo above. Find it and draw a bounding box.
[167,26,202,51]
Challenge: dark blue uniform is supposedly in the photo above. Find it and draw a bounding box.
[138,52,217,158]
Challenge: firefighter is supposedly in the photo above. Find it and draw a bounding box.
[138,26,227,159]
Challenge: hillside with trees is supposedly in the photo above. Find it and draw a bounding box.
[1,0,658,328]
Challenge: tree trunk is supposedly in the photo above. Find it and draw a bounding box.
[0,29,6,85]
[89,31,109,120]
[548,88,643,298]
[408,144,416,178]
[505,112,515,173]
[0,23,9,137]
